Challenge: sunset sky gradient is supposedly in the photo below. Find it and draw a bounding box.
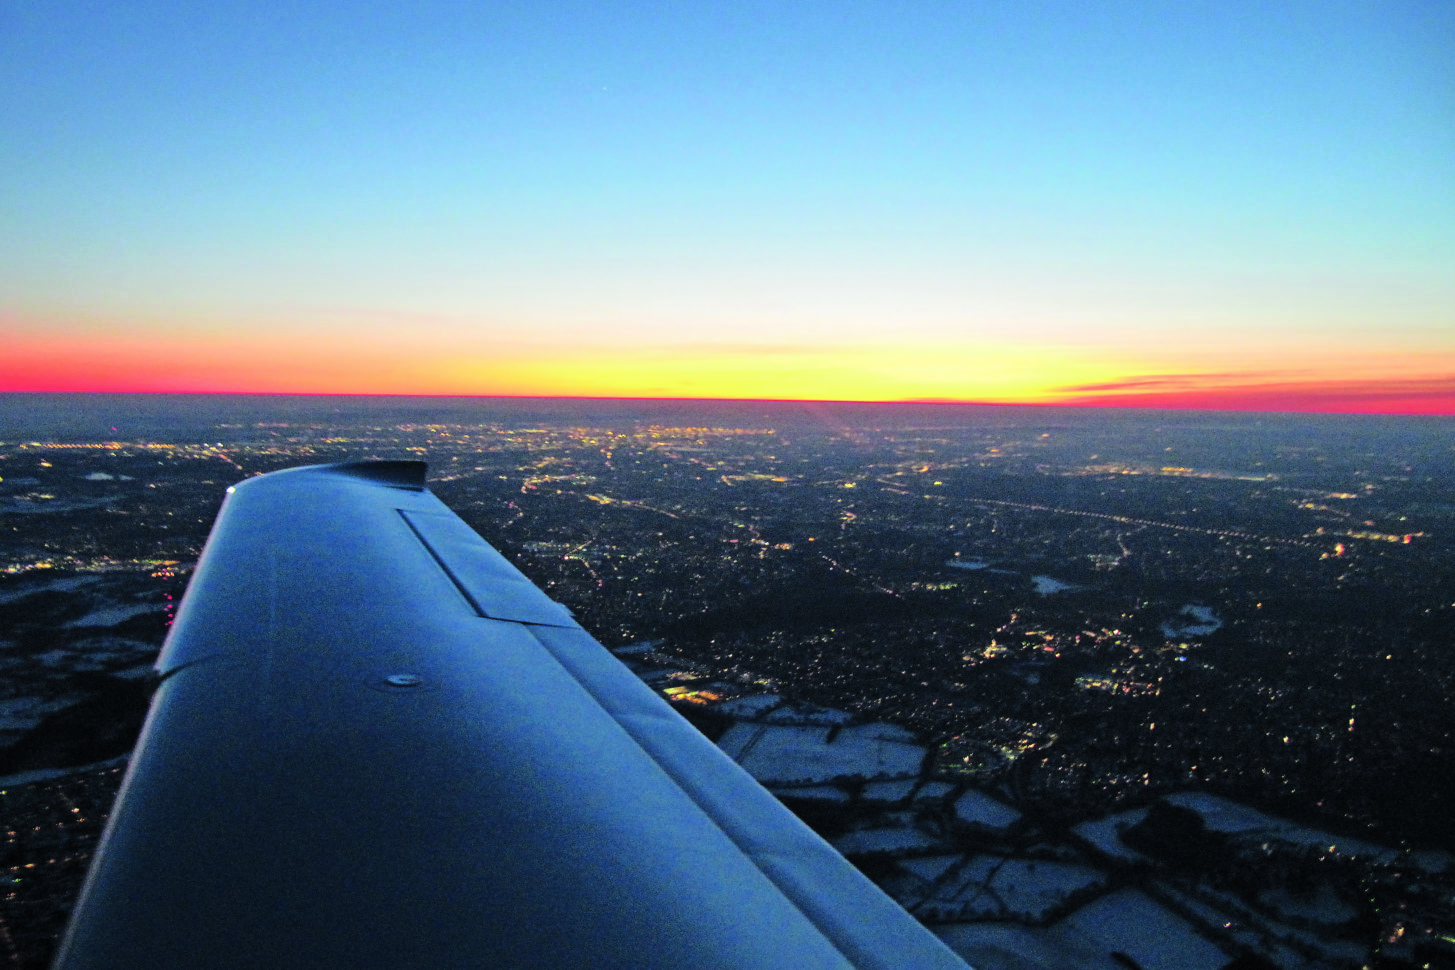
[3,1,1452,413]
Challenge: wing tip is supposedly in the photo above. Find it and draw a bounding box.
[243,460,429,490]
[328,460,429,490]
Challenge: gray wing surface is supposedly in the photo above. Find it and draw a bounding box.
[53,461,971,970]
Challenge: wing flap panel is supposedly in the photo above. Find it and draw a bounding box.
[400,508,577,626]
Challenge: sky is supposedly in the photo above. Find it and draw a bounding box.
[3,0,1453,413]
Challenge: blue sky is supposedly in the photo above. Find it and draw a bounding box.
[3,1,1453,408]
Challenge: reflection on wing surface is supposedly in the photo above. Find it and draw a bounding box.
[54,461,970,970]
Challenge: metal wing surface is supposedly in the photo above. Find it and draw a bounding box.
[53,461,971,970]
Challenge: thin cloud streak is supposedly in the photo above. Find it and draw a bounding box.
[1055,374,1455,415]
[1065,373,1288,393]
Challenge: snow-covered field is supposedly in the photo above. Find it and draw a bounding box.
[718,721,926,784]
[987,860,1106,919]
[0,694,85,732]
[953,788,1022,832]
[915,780,955,801]
[0,574,103,604]
[924,855,1106,921]
[1062,888,1230,970]
[713,693,784,718]
[1165,791,1402,864]
[1071,807,1151,862]
[1030,575,1080,595]
[66,601,157,628]
[934,920,1142,970]
[832,825,943,855]
[861,778,916,802]
[901,853,961,884]
[761,703,854,725]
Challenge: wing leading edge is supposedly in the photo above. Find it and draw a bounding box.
[53,461,971,969]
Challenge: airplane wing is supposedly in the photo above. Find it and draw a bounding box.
[52,461,971,969]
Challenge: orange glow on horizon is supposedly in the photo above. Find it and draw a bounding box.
[4,329,1453,416]
[0,331,1121,402]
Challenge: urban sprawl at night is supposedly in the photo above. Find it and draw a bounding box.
[2,395,1453,970]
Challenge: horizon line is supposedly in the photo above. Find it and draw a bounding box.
[2,388,1452,418]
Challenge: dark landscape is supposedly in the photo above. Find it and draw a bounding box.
[2,393,1453,970]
